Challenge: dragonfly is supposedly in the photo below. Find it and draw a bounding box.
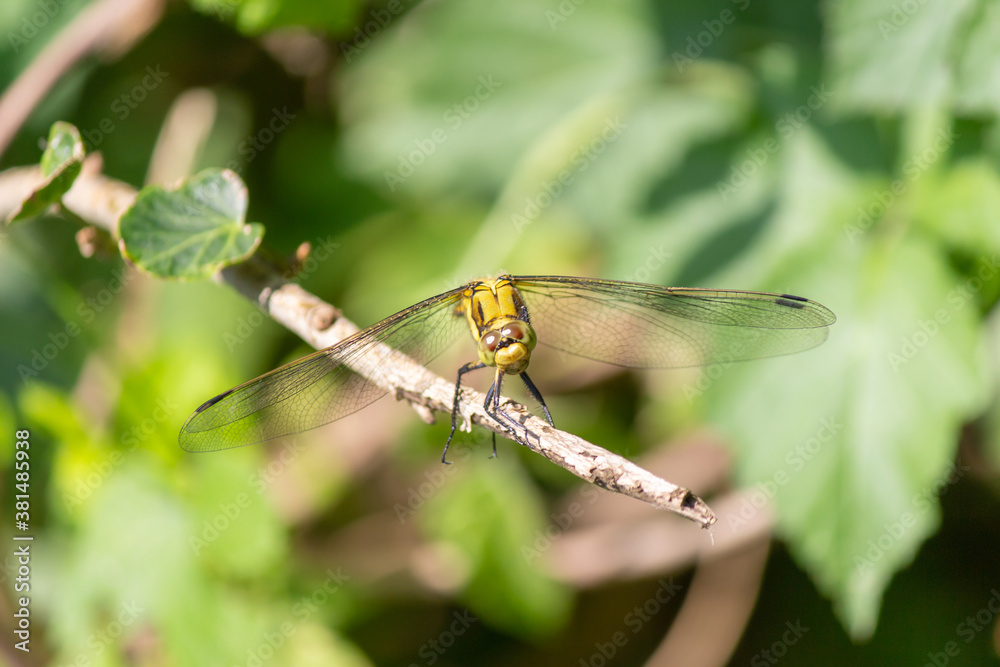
[180,275,836,461]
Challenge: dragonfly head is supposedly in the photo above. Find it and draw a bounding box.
[477,320,537,374]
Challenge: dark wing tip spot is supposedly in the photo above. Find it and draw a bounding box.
[775,294,808,309]
[195,389,233,413]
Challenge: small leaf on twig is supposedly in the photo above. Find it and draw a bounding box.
[7,122,85,225]
[119,169,264,280]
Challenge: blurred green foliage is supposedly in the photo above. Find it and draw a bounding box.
[3,0,1000,664]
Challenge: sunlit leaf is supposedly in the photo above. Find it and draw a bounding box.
[707,135,989,639]
[827,0,1000,114]
[7,121,85,224]
[119,169,264,280]
[339,0,661,200]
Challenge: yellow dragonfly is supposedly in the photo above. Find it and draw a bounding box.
[180,275,835,461]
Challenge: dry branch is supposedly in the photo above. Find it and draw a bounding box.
[0,162,718,528]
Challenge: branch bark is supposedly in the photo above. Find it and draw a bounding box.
[1,162,718,528]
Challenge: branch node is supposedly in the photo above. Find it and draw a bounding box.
[309,303,339,331]
[76,226,98,258]
[258,285,274,309]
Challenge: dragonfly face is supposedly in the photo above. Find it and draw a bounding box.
[180,275,836,461]
[463,277,537,375]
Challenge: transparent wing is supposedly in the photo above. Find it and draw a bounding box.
[180,287,469,452]
[512,276,836,368]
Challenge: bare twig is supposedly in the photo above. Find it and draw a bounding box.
[0,164,717,528]
[0,0,165,157]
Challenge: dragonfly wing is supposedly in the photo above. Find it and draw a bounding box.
[513,276,836,369]
[180,287,469,452]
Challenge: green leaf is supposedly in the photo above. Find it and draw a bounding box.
[827,0,1000,114]
[952,0,1000,112]
[39,461,273,667]
[702,130,990,639]
[119,169,264,281]
[339,0,662,200]
[7,121,85,225]
[420,457,571,638]
[710,236,988,641]
[187,449,287,578]
[913,159,1000,255]
[338,0,761,278]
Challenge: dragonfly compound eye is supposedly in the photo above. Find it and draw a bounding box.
[477,331,501,366]
[501,320,536,351]
[482,331,501,352]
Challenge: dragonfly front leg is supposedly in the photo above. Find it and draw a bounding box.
[519,372,554,428]
[484,368,528,453]
[443,361,486,464]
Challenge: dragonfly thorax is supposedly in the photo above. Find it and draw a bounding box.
[477,319,537,374]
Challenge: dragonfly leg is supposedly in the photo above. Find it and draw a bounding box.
[480,380,498,458]
[483,369,525,451]
[443,361,486,464]
[519,372,554,427]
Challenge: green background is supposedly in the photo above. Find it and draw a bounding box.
[3,0,1000,664]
